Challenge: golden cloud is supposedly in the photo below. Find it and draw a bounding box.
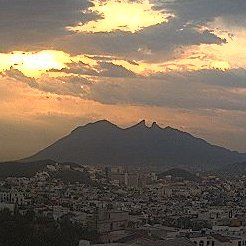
[67,0,172,33]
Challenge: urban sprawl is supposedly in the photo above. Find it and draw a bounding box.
[1,162,246,246]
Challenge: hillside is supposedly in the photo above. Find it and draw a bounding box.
[0,160,91,184]
[158,168,200,182]
[215,161,246,177]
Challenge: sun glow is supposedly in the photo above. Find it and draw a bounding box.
[209,61,231,71]
[68,0,172,33]
[0,50,71,78]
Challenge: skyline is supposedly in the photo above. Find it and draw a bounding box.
[0,0,246,161]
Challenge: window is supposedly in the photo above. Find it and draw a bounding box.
[199,241,204,246]
[211,241,215,246]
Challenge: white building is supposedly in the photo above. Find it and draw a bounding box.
[0,191,26,205]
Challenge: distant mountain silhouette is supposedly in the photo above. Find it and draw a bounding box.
[24,120,246,169]
[158,168,200,182]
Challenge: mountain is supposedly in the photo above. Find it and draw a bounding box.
[0,160,92,184]
[158,168,200,182]
[24,120,246,169]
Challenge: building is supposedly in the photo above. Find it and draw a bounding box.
[0,191,26,205]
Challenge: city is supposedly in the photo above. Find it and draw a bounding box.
[1,161,246,246]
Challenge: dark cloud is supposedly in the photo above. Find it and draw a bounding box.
[56,19,226,62]
[59,62,98,77]
[83,69,246,112]
[154,68,246,88]
[161,0,246,25]
[0,0,233,61]
[54,0,245,62]
[61,61,137,78]
[0,0,98,51]
[99,62,136,78]
[2,68,92,97]
[3,68,38,87]
[54,0,246,61]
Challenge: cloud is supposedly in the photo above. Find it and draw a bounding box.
[2,68,92,98]
[0,0,97,52]
[54,0,245,64]
[4,66,246,113]
[154,68,246,88]
[3,68,37,87]
[1,0,242,65]
[68,0,171,33]
[1,0,244,64]
[162,0,246,25]
[63,61,137,78]
[82,69,246,112]
[99,62,136,78]
[56,18,226,62]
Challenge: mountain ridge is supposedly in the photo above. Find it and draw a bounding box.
[24,120,246,170]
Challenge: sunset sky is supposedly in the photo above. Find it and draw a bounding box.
[0,0,246,161]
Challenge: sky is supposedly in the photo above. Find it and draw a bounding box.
[0,0,246,161]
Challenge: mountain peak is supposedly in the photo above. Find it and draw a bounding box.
[89,120,115,127]
[151,121,161,129]
[72,120,118,133]
[128,120,148,130]
[85,120,121,130]
[137,120,146,127]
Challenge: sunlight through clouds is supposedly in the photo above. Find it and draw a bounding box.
[0,50,71,78]
[68,0,173,33]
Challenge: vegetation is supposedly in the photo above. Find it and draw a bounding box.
[51,170,92,184]
[158,168,200,182]
[0,160,55,179]
[0,160,92,184]
[0,209,98,246]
